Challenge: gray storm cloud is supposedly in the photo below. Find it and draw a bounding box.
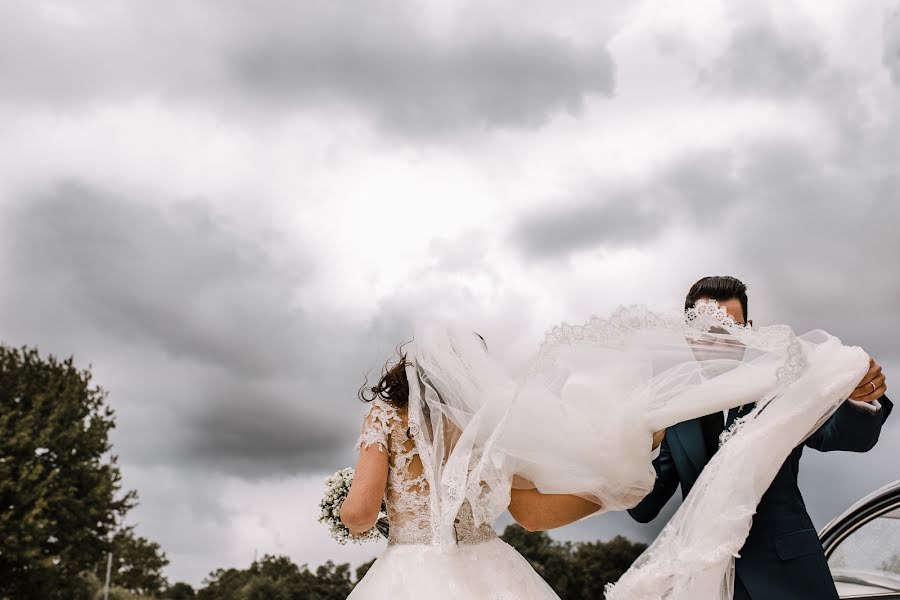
[0,181,372,476]
[510,148,742,258]
[702,20,831,98]
[886,5,900,85]
[0,0,615,135]
[511,140,899,357]
[509,7,900,359]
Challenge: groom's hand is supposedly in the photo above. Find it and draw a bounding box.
[652,429,666,449]
[849,358,887,403]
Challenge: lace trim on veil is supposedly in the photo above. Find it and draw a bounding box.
[532,301,808,387]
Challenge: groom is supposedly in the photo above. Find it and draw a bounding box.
[627,275,893,600]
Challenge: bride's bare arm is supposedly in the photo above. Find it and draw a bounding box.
[340,444,389,535]
[508,486,602,531]
[508,430,665,531]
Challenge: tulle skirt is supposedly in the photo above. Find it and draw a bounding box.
[347,538,560,600]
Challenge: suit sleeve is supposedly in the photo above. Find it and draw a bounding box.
[805,395,893,453]
[628,434,680,523]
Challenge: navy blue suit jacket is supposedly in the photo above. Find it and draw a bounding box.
[629,396,892,600]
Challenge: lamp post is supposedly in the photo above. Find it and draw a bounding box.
[103,551,113,600]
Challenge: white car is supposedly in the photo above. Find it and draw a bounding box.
[820,479,900,599]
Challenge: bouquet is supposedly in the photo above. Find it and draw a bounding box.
[318,467,389,544]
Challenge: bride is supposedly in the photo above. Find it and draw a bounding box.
[341,302,871,599]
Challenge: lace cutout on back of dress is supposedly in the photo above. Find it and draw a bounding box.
[356,398,495,546]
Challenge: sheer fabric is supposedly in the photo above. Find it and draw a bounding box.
[351,401,558,600]
[603,331,867,599]
[401,302,868,599]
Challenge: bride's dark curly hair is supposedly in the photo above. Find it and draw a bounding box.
[359,344,411,407]
[358,333,486,407]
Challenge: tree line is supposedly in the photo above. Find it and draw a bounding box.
[177,526,645,600]
[0,344,644,599]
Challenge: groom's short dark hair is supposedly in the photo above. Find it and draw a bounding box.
[685,276,748,322]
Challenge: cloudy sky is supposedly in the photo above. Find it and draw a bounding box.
[1,0,898,587]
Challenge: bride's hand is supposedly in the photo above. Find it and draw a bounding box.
[652,429,666,449]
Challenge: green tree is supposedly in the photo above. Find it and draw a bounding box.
[77,570,103,600]
[242,577,292,600]
[163,582,196,599]
[882,552,900,574]
[501,525,575,595]
[566,535,647,599]
[501,525,646,599]
[0,345,136,599]
[300,560,354,599]
[196,555,356,600]
[108,526,170,595]
[354,557,376,584]
[94,587,150,600]
[197,565,251,600]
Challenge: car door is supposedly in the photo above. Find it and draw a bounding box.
[823,493,900,599]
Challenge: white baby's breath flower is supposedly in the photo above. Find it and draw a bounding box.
[318,467,389,544]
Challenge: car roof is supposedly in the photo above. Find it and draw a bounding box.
[819,478,900,548]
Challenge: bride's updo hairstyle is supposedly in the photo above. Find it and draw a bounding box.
[359,346,410,407]
[358,331,486,408]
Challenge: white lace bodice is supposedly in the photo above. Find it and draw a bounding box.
[356,399,495,546]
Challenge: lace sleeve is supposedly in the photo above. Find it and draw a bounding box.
[355,399,398,453]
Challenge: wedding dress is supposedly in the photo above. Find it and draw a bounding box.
[350,301,869,600]
[346,398,560,599]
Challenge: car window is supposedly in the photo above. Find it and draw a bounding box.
[829,505,900,593]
